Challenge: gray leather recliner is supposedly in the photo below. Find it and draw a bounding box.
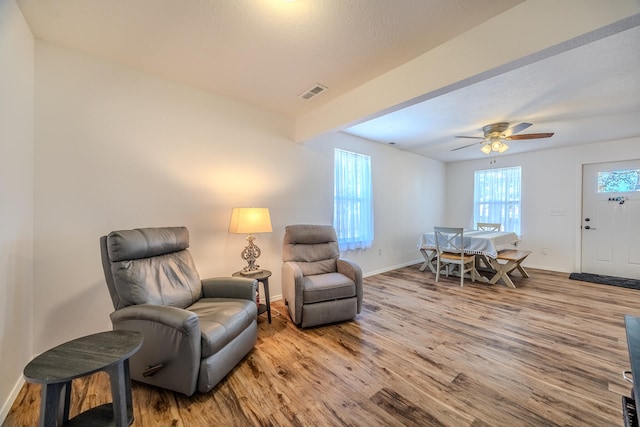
[100,226,257,396]
[282,224,363,328]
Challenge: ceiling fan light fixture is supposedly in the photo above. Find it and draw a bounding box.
[457,122,553,155]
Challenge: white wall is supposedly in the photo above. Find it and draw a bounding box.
[0,0,34,420]
[32,41,443,356]
[445,137,640,273]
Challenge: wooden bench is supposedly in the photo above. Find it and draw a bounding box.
[487,249,532,288]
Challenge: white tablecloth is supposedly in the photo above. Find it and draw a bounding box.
[418,230,519,259]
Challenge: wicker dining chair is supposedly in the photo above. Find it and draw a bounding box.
[433,226,477,287]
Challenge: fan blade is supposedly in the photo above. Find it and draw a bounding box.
[455,136,485,139]
[502,122,532,137]
[452,141,484,151]
[506,132,554,140]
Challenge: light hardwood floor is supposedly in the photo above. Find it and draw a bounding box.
[5,265,640,426]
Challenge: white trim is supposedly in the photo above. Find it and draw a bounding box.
[364,259,423,277]
[575,159,584,274]
[1,376,25,424]
[524,264,572,274]
[269,294,283,302]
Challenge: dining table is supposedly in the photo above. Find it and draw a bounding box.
[417,229,521,282]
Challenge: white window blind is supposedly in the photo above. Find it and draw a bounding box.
[333,149,374,251]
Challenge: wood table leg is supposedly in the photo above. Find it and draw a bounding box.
[262,277,272,323]
[419,249,437,273]
[105,359,133,426]
[39,380,71,427]
[476,254,494,271]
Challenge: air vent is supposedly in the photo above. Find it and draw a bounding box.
[299,84,328,100]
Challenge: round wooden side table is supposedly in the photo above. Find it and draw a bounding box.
[23,330,143,427]
[233,269,272,323]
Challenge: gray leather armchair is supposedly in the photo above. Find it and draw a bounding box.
[100,226,257,396]
[282,224,363,328]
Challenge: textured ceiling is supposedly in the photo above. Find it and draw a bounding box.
[344,22,640,162]
[15,0,522,117]
[14,0,640,162]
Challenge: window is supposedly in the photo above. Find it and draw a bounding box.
[333,149,373,251]
[597,169,640,192]
[474,166,521,235]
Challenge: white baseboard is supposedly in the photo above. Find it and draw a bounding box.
[523,263,571,274]
[270,294,282,302]
[1,376,25,424]
[364,259,423,277]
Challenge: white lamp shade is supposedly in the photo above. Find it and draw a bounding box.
[228,208,272,234]
[481,144,492,154]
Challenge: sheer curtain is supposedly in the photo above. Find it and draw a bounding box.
[474,166,521,234]
[334,149,374,251]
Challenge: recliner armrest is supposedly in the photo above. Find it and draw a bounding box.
[201,277,257,301]
[110,304,200,334]
[282,261,304,325]
[337,258,363,314]
[337,258,362,283]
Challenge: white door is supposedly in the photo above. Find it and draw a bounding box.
[581,160,640,279]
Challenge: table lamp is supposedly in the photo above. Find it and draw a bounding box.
[228,207,272,275]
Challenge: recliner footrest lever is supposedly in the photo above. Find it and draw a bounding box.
[142,364,164,377]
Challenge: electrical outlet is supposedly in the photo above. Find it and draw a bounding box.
[542,246,548,255]
[378,249,382,255]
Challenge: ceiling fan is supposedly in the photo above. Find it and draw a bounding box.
[452,122,554,154]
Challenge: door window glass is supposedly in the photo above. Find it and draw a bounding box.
[597,169,640,193]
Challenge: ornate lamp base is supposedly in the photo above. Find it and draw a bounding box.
[239,234,263,275]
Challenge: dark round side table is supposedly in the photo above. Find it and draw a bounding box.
[23,330,143,427]
[232,269,272,323]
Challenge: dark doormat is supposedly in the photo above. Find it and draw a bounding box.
[569,272,640,290]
